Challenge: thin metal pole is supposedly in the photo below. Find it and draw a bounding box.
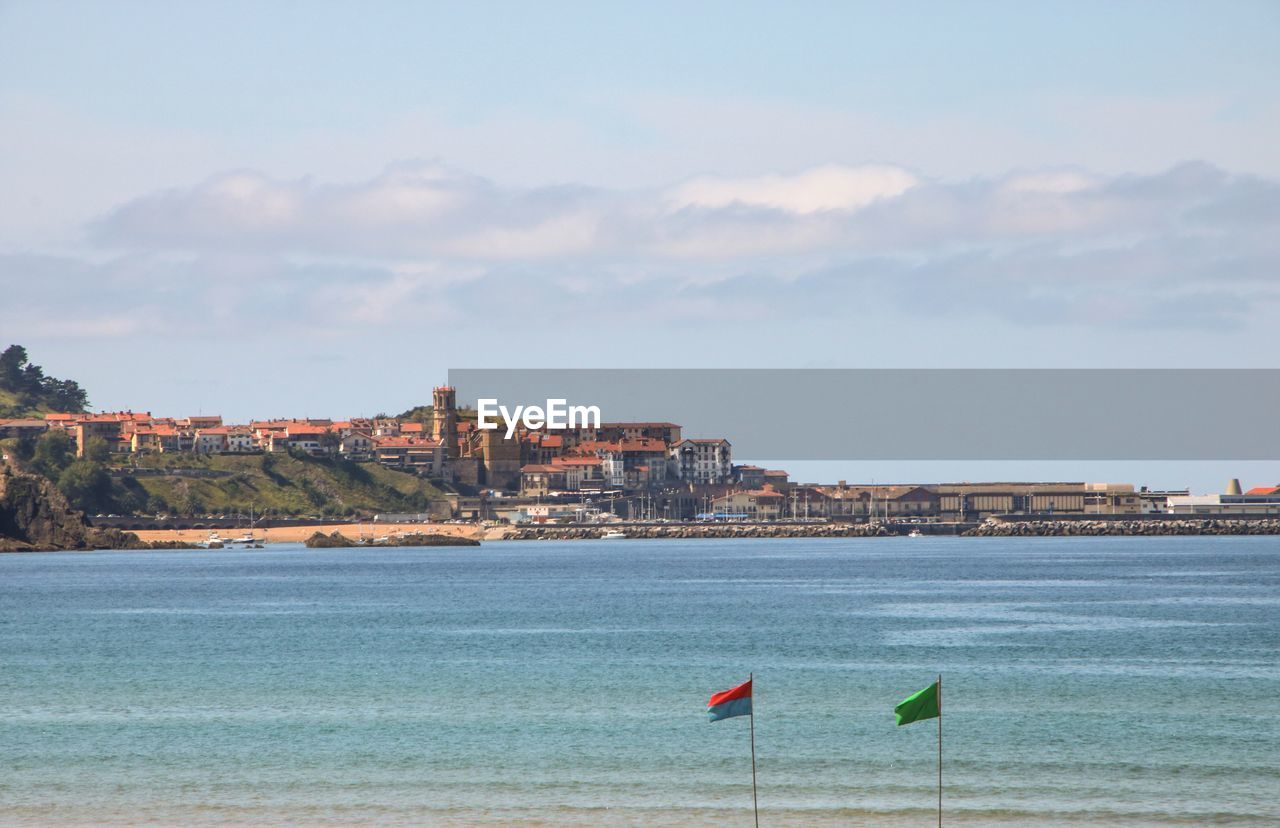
[937,674,943,828]
[749,672,759,828]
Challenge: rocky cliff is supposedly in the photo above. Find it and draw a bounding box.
[0,467,150,552]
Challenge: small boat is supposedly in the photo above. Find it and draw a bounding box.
[601,530,627,540]
[907,528,923,538]
[230,534,258,544]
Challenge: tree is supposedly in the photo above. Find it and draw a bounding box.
[0,344,90,413]
[82,436,111,464]
[33,430,75,477]
[178,488,204,517]
[57,460,113,514]
[0,345,28,388]
[45,378,88,412]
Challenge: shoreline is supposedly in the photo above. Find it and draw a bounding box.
[118,517,1280,546]
[131,522,486,544]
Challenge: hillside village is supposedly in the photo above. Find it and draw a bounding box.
[6,382,1279,524]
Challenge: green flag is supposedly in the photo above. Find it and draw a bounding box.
[895,680,939,726]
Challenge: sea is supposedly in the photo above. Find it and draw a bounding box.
[1,536,1277,826]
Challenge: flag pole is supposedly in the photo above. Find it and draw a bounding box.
[749,672,759,828]
[937,673,943,828]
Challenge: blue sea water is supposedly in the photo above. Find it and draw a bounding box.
[1,536,1277,826]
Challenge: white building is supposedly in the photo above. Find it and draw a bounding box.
[601,454,625,488]
[226,428,255,453]
[192,428,227,454]
[669,438,732,484]
[1166,493,1280,516]
[337,431,373,459]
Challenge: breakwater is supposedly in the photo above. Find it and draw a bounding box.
[965,518,1280,536]
[502,523,894,540]
[501,518,1280,540]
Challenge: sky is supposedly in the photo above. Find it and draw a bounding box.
[1,1,1278,491]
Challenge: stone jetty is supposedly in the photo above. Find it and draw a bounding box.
[500,518,1280,541]
[964,518,1280,537]
[502,523,894,541]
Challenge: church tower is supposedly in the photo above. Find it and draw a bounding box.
[432,385,458,459]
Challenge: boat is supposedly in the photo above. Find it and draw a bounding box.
[230,534,259,544]
[600,530,627,540]
[907,528,923,538]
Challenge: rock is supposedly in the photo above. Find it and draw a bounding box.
[303,530,480,548]
[0,467,184,552]
[0,470,94,551]
[392,533,480,547]
[304,531,358,548]
[962,518,1280,537]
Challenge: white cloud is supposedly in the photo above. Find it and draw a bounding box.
[0,159,1253,338]
[95,160,1276,265]
[667,164,918,213]
[999,170,1100,195]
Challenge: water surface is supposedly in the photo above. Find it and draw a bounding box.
[1,536,1277,825]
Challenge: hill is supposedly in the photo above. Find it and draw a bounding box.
[114,451,448,518]
[0,347,449,519]
[0,345,89,417]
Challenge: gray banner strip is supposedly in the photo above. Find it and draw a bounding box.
[448,369,1279,460]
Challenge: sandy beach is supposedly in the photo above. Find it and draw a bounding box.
[132,522,487,544]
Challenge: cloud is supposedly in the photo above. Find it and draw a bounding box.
[95,160,1278,259]
[0,159,1258,338]
[668,164,918,212]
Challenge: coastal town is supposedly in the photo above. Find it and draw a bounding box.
[3,384,1278,530]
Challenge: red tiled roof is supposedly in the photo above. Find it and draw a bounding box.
[552,456,602,466]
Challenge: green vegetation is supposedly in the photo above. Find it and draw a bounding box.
[396,403,478,424]
[0,345,89,416]
[4,431,132,515]
[114,450,445,517]
[3,433,446,519]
